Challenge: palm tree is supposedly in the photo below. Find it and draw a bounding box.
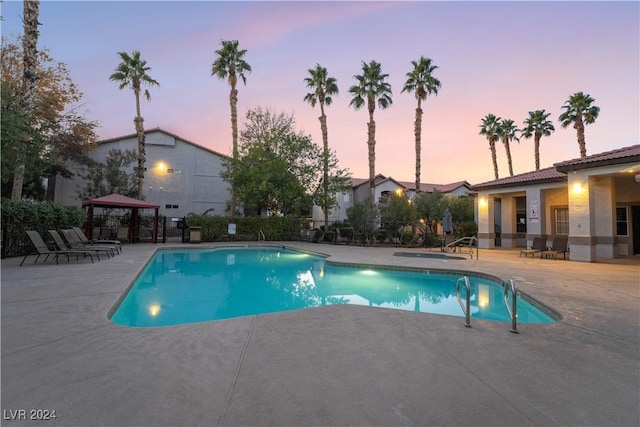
[401,56,441,195]
[479,114,501,180]
[349,60,393,202]
[558,92,600,158]
[11,0,40,200]
[304,63,339,229]
[521,110,555,170]
[109,50,159,200]
[212,40,251,215]
[497,118,519,177]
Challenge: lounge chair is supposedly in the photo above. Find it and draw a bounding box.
[72,226,122,253]
[61,229,119,256]
[48,230,109,261]
[541,236,569,260]
[520,237,546,258]
[21,230,94,266]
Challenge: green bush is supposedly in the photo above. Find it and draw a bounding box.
[456,221,478,239]
[186,214,304,242]
[1,198,87,258]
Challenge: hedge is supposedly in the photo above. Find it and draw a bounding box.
[185,214,305,242]
[1,198,87,258]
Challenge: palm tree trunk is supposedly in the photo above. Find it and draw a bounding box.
[575,119,587,157]
[490,139,499,180]
[134,87,145,200]
[503,137,514,176]
[367,111,376,203]
[414,101,423,194]
[11,0,40,200]
[534,133,541,170]
[229,85,239,214]
[319,102,329,229]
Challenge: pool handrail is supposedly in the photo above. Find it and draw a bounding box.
[456,276,472,328]
[444,236,478,259]
[503,279,518,333]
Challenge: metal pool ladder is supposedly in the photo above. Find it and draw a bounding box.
[456,276,472,327]
[258,230,265,242]
[503,279,518,333]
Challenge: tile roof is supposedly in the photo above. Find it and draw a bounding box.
[350,176,470,194]
[471,145,639,191]
[471,166,566,191]
[554,145,640,172]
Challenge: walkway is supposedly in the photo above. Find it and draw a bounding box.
[1,243,638,426]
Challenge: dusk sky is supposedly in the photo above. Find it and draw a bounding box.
[2,1,638,186]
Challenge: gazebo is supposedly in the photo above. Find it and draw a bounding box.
[82,194,160,243]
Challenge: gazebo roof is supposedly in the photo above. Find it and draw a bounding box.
[82,194,160,209]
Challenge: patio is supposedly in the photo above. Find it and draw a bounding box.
[1,243,638,426]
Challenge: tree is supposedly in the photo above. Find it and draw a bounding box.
[221,107,328,217]
[212,40,251,215]
[401,56,441,194]
[77,149,138,200]
[558,92,600,158]
[496,118,519,177]
[311,149,352,229]
[346,199,378,245]
[11,0,40,200]
[304,63,339,228]
[479,114,501,180]
[349,60,392,202]
[109,50,159,199]
[2,37,97,200]
[521,110,555,170]
[413,190,446,234]
[379,191,417,243]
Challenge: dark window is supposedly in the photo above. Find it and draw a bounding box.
[616,207,628,236]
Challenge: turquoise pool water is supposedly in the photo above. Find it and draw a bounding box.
[109,246,557,327]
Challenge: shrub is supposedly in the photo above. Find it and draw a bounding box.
[1,199,87,258]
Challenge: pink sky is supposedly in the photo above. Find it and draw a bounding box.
[2,1,638,185]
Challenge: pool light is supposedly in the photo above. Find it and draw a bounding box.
[149,304,161,316]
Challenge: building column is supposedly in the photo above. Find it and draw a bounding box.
[592,176,616,258]
[525,187,547,247]
[568,172,596,262]
[476,191,494,249]
[500,196,516,248]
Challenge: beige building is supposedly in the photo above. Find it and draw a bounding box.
[472,145,640,262]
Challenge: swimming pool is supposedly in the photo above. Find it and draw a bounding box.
[109,246,558,327]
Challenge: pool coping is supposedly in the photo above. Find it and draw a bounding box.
[2,242,638,426]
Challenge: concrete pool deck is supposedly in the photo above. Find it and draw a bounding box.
[1,243,638,426]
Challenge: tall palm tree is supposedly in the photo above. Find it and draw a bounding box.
[401,56,441,195]
[558,92,600,158]
[497,118,519,177]
[479,114,501,180]
[521,110,555,170]
[11,0,40,200]
[212,40,251,215]
[304,63,339,228]
[109,50,159,200]
[349,60,392,203]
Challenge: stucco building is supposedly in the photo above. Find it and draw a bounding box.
[471,145,640,262]
[312,174,471,228]
[54,128,231,218]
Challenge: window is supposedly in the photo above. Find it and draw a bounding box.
[164,204,179,209]
[343,192,350,203]
[616,207,628,236]
[167,168,181,174]
[554,207,569,235]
